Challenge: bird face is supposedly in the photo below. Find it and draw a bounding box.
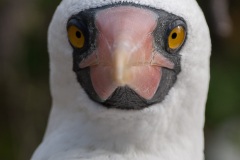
[66,3,187,110]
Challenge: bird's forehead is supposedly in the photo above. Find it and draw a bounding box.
[60,0,197,20]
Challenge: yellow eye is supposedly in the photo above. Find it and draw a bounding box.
[168,26,186,50]
[68,25,85,48]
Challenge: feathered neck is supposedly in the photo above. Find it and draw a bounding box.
[33,73,206,159]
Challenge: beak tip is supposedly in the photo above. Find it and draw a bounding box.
[113,65,134,87]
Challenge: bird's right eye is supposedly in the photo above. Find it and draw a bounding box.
[168,26,186,50]
[166,19,187,53]
[67,25,85,49]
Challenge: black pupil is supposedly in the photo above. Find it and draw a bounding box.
[76,31,81,38]
[172,32,177,39]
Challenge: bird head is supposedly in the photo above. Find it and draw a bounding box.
[49,0,210,111]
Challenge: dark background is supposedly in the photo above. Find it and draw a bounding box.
[0,0,239,160]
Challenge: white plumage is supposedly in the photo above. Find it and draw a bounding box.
[31,0,211,160]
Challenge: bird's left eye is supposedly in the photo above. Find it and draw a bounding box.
[67,25,85,49]
[168,26,186,50]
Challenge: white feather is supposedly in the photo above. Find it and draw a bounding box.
[31,0,211,159]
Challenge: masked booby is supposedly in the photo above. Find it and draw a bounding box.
[31,0,211,160]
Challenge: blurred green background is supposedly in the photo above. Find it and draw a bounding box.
[0,0,239,160]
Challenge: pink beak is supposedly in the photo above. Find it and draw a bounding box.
[79,6,174,100]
